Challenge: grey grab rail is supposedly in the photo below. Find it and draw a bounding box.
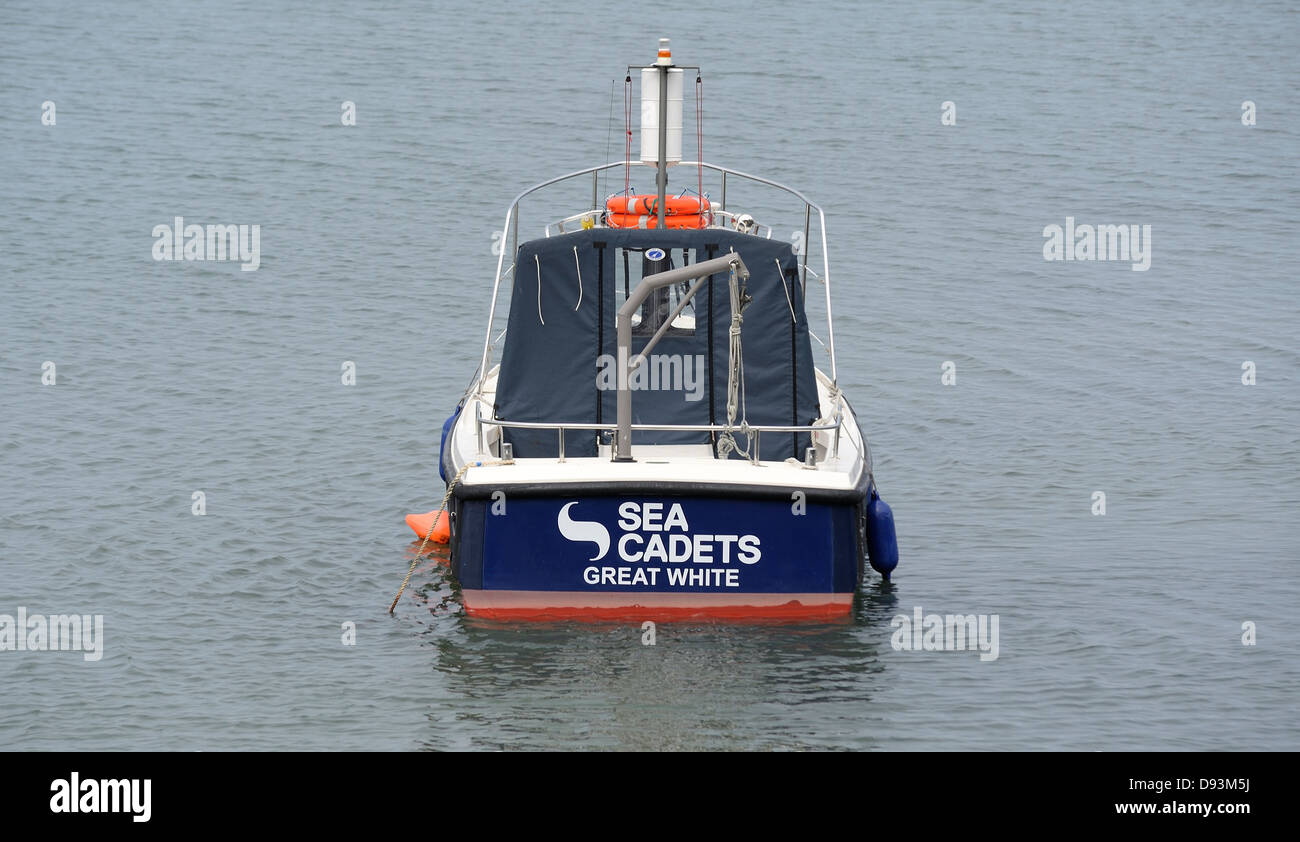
[614,253,749,461]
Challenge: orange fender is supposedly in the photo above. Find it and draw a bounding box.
[405,509,450,543]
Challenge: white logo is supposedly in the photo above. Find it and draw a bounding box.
[576,501,762,589]
[0,607,103,661]
[890,606,1000,662]
[595,352,706,401]
[645,247,665,261]
[152,216,261,272]
[557,502,610,560]
[50,773,151,822]
[1042,217,1151,272]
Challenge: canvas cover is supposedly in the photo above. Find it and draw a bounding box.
[493,227,820,460]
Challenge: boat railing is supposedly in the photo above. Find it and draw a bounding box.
[476,412,844,466]
[477,159,838,399]
[545,208,775,240]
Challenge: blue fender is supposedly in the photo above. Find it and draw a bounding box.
[865,484,899,579]
[438,405,462,483]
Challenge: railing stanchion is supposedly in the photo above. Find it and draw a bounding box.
[476,403,484,455]
[801,204,811,300]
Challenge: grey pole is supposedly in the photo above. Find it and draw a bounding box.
[615,253,748,461]
[656,64,668,229]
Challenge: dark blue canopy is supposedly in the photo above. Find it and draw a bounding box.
[494,227,819,460]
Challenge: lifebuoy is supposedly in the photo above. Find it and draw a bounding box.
[605,213,709,229]
[605,194,710,216]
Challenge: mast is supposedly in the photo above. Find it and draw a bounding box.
[639,38,682,229]
[655,38,670,229]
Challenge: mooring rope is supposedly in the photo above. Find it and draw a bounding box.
[388,460,474,613]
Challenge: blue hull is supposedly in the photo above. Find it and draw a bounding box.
[449,480,870,619]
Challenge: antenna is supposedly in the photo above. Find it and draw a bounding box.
[640,38,682,229]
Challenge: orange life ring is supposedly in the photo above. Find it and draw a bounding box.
[605,195,709,216]
[605,213,708,229]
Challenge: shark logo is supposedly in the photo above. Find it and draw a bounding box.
[557,502,610,560]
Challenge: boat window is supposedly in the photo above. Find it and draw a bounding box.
[615,246,696,336]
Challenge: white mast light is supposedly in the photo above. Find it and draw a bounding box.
[640,68,683,164]
[640,47,682,166]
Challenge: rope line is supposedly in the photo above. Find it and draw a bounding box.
[624,74,632,195]
[696,73,703,216]
[602,78,615,206]
[572,246,583,311]
[716,261,753,461]
[388,461,472,613]
[775,258,796,323]
[535,254,545,325]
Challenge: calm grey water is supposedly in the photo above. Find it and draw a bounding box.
[2,0,1297,751]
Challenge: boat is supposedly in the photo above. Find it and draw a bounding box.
[403,39,899,620]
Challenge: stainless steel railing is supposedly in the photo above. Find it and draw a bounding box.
[475,160,838,402]
[475,410,842,466]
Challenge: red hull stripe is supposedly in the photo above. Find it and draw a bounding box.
[462,590,852,621]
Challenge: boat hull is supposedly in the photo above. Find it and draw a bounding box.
[449,479,868,620]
